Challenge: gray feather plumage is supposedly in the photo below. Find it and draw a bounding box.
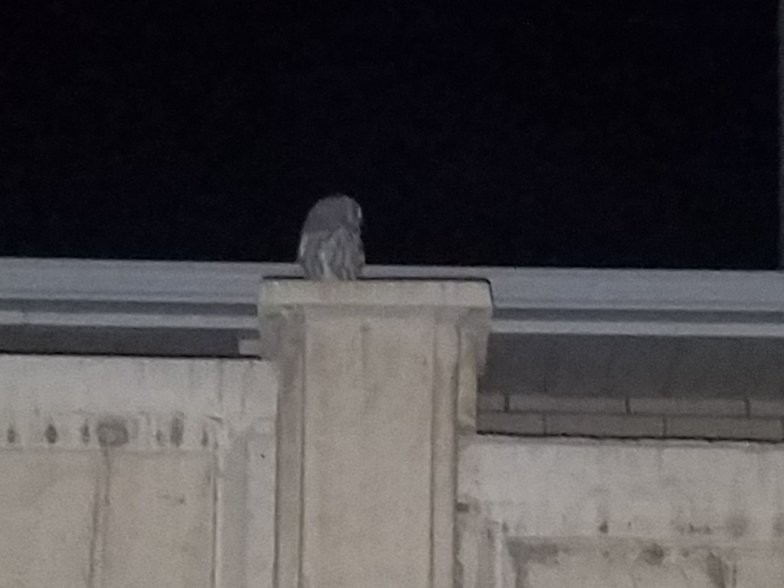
[297,194,365,280]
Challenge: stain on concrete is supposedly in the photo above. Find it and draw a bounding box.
[155,429,165,445]
[705,553,737,588]
[200,428,209,447]
[97,419,129,447]
[689,523,713,535]
[639,542,666,566]
[456,497,483,517]
[773,513,784,537]
[6,426,15,444]
[170,413,184,447]
[674,521,713,536]
[724,514,748,539]
[521,543,560,565]
[507,540,562,588]
[44,424,57,444]
[160,492,186,506]
[80,422,90,444]
[598,520,609,534]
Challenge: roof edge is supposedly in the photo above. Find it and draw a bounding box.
[2,257,784,338]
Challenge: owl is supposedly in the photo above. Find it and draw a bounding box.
[297,194,365,280]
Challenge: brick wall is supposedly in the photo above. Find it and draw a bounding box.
[477,392,784,440]
[477,334,784,441]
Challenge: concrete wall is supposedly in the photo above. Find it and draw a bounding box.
[0,355,277,588]
[3,353,784,587]
[458,435,784,587]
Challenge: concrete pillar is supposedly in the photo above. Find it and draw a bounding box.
[260,280,492,588]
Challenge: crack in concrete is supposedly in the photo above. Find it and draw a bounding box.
[86,448,113,587]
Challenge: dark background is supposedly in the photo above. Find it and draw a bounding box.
[0,1,778,268]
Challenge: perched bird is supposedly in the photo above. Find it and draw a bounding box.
[297,194,365,280]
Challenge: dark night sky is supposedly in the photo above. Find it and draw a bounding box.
[0,2,779,268]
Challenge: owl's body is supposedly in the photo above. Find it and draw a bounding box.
[297,195,365,280]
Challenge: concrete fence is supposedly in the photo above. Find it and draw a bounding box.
[0,355,277,587]
[0,279,781,587]
[459,437,784,587]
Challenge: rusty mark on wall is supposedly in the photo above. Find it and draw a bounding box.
[638,542,666,566]
[170,413,184,447]
[97,419,129,448]
[44,424,57,444]
[724,514,748,540]
[80,421,90,444]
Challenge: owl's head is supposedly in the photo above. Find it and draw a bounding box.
[339,195,363,230]
[305,193,363,232]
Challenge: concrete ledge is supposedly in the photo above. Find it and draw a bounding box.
[477,412,545,436]
[475,408,784,442]
[545,414,664,438]
[665,416,784,441]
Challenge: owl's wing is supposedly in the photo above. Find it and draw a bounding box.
[297,232,309,262]
[298,230,336,279]
[329,226,364,279]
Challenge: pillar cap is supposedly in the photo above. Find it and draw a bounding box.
[260,279,492,311]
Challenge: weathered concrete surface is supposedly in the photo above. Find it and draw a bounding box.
[458,436,784,587]
[262,280,492,588]
[7,323,784,587]
[0,441,216,587]
[0,355,277,588]
[0,451,99,586]
[502,540,784,588]
[100,452,215,587]
[0,355,276,423]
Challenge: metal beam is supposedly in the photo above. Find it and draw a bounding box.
[3,258,784,338]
